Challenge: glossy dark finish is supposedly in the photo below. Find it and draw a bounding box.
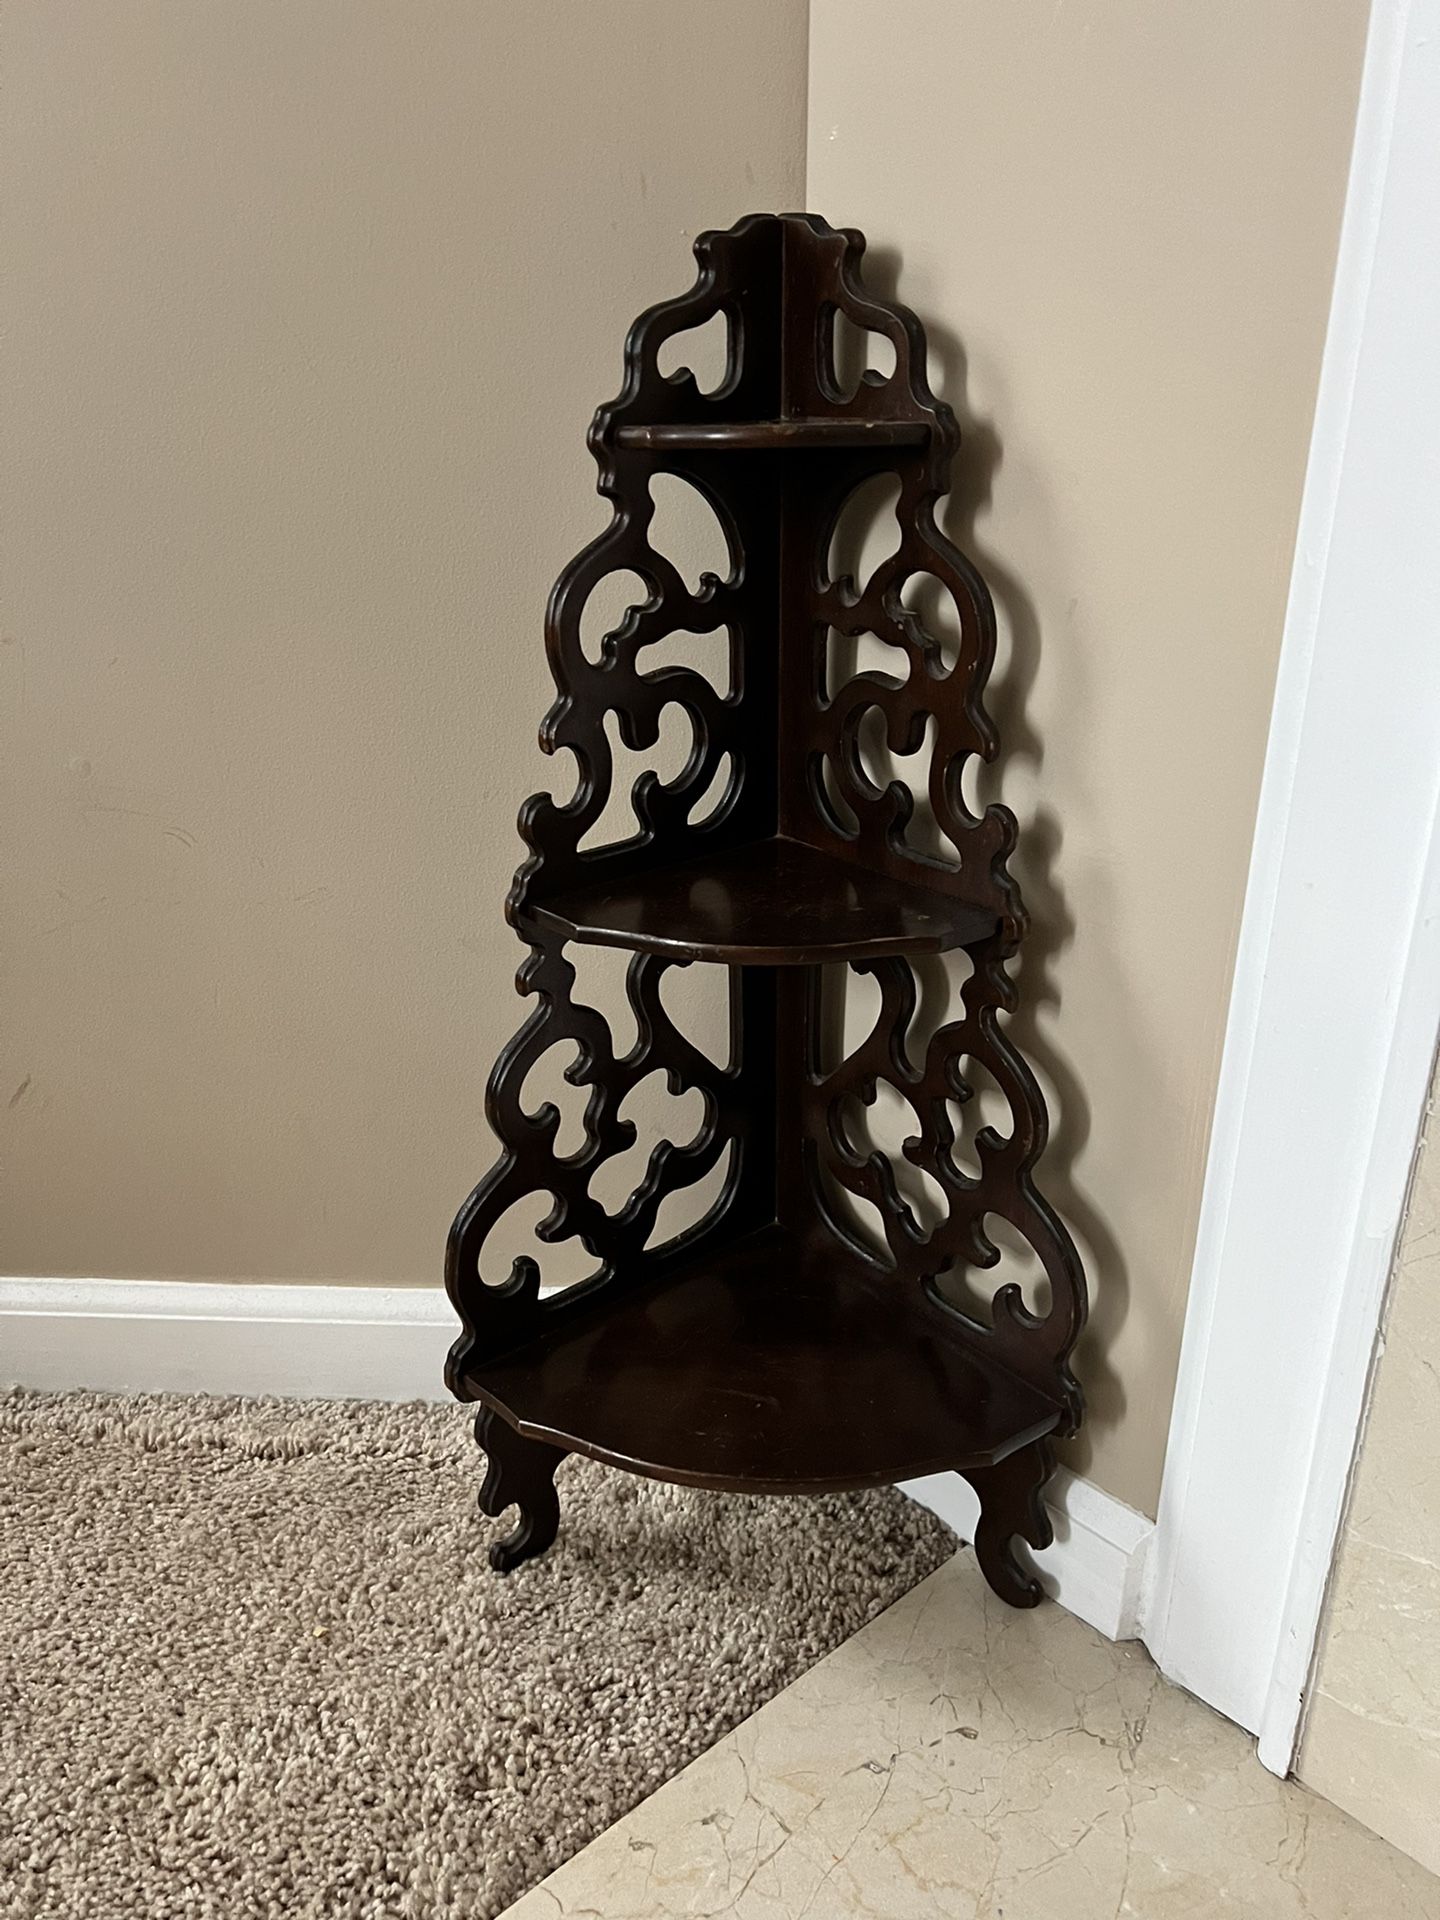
[473,1405,566,1572]
[614,418,928,451]
[465,1226,1061,1492]
[963,1441,1057,1607]
[446,214,1087,1601]
[530,835,999,965]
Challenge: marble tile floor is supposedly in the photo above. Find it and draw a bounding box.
[502,1549,1440,1920]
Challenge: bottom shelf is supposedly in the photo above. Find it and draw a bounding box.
[456,1227,1062,1493]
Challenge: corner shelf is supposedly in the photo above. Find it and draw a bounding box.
[445,213,1087,1606]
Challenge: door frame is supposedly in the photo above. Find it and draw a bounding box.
[1143,0,1440,1773]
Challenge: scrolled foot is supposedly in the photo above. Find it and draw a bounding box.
[961,1439,1055,1609]
[472,1404,567,1574]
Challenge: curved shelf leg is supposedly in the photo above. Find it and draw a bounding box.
[961,1439,1055,1609]
[473,1405,568,1574]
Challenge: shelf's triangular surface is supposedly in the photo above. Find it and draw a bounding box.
[526,836,998,965]
[457,1225,1063,1492]
[614,418,929,452]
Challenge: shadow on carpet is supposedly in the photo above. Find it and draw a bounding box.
[0,1389,955,1918]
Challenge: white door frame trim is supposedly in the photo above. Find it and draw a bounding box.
[1143,0,1440,1773]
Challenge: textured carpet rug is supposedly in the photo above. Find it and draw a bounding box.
[0,1389,955,1919]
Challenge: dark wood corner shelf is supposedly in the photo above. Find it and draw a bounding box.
[613,418,929,452]
[526,836,999,965]
[455,1227,1062,1493]
[445,213,1087,1607]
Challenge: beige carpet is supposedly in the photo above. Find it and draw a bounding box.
[0,1389,954,1919]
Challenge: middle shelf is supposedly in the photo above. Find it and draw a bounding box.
[526,836,998,966]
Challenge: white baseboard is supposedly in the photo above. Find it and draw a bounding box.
[0,1278,456,1404]
[2,1278,1153,1645]
[901,1466,1155,1643]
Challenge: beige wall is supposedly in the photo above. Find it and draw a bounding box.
[5,2,1371,1517]
[2,5,806,1283]
[1299,1051,1440,1876]
[809,0,1367,1510]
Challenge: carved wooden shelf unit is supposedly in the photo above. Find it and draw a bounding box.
[445,213,1087,1607]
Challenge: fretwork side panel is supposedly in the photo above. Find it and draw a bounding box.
[446,213,1086,1487]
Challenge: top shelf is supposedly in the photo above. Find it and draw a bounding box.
[613,418,929,453]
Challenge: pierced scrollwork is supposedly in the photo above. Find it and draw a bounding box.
[782,229,1021,930]
[447,214,1086,1601]
[446,938,748,1385]
[772,221,1085,1432]
[446,225,786,1387]
[806,943,1085,1430]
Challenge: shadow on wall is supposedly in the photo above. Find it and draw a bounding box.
[861,243,1132,1480]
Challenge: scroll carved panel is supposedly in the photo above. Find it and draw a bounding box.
[446,215,1086,1571]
